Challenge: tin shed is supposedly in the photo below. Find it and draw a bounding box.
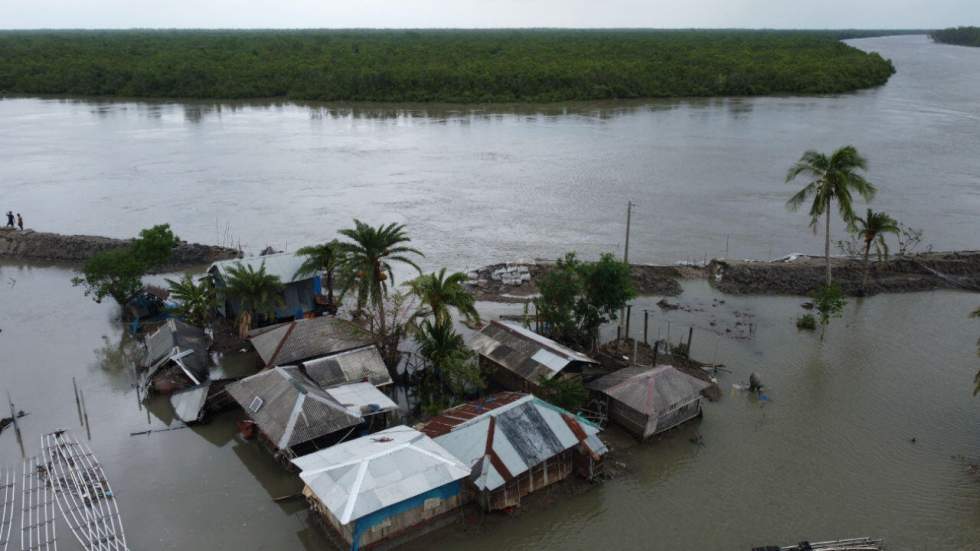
[420,393,607,511]
[293,426,470,551]
[587,365,710,440]
[468,321,599,393]
[209,252,322,321]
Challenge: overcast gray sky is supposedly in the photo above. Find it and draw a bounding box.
[1,0,976,30]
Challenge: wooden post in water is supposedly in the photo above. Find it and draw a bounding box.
[625,305,632,341]
[643,310,649,345]
[73,377,83,426]
[687,326,694,358]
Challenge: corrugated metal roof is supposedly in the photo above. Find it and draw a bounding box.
[209,252,311,285]
[325,382,399,417]
[226,366,362,450]
[418,392,527,438]
[292,426,470,525]
[250,316,375,367]
[170,383,210,424]
[468,321,598,384]
[587,365,710,416]
[431,394,607,492]
[142,319,210,388]
[302,345,392,388]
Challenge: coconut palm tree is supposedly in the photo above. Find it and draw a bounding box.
[415,318,482,407]
[851,208,900,293]
[165,273,217,326]
[295,240,346,314]
[222,261,285,337]
[406,268,480,326]
[338,220,423,350]
[786,145,877,286]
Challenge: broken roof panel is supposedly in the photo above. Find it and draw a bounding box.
[209,252,311,285]
[587,365,710,416]
[426,394,606,492]
[141,319,210,389]
[225,366,362,450]
[292,426,470,525]
[468,321,598,384]
[170,383,210,424]
[325,382,399,417]
[302,345,392,388]
[250,316,374,367]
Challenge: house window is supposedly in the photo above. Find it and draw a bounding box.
[249,396,264,413]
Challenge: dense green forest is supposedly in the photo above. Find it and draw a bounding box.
[0,30,897,103]
[929,27,980,47]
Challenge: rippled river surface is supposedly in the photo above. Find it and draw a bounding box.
[0,35,979,550]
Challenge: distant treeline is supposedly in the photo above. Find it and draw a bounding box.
[929,27,980,47]
[0,30,897,103]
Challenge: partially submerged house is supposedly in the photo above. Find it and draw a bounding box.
[301,345,392,390]
[586,365,711,440]
[141,319,210,394]
[468,321,600,393]
[209,252,323,321]
[293,426,470,551]
[420,392,607,511]
[249,316,376,369]
[324,382,400,431]
[225,366,363,460]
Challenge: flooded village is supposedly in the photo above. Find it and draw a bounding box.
[0,27,979,551]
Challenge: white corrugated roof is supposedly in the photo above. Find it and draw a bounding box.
[292,426,470,525]
[496,321,597,364]
[209,252,311,284]
[325,382,400,416]
[432,395,606,492]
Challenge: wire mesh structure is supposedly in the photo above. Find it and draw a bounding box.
[42,431,128,551]
[19,456,56,551]
[0,467,15,551]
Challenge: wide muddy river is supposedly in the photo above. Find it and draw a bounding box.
[0,35,979,550]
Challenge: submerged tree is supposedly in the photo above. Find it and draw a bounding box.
[813,283,847,340]
[338,220,423,363]
[165,273,217,326]
[786,146,877,286]
[222,261,284,337]
[406,268,480,326]
[535,252,635,349]
[295,239,346,314]
[851,208,899,293]
[72,224,180,312]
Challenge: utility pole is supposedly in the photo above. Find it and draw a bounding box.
[620,201,634,339]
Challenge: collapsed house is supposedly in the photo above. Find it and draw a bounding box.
[293,426,470,551]
[419,392,607,511]
[249,316,376,369]
[209,252,323,322]
[468,321,600,393]
[225,366,364,461]
[141,319,210,394]
[586,365,711,440]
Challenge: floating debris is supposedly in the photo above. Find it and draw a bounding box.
[42,430,128,550]
[753,537,885,550]
[19,456,56,551]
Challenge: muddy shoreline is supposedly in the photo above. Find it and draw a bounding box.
[467,251,980,301]
[0,228,240,271]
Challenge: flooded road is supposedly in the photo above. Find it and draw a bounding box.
[1,34,979,550]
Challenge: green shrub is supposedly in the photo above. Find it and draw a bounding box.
[796,314,817,331]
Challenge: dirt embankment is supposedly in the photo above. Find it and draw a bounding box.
[0,228,241,271]
[709,251,980,296]
[466,261,685,303]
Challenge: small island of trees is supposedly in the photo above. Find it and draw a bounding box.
[929,26,980,47]
[0,29,897,103]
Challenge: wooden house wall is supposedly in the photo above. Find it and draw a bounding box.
[480,450,575,511]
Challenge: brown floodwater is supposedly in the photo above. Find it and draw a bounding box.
[1,34,979,550]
